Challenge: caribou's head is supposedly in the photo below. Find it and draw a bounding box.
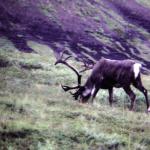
[71,86,93,103]
[55,50,94,103]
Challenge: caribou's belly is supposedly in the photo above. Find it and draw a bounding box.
[100,78,122,89]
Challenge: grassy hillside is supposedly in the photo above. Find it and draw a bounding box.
[0,36,150,150]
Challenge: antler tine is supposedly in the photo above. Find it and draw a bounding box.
[55,50,72,65]
[79,68,88,73]
[59,49,66,60]
[64,55,72,62]
[79,61,94,73]
[55,50,66,65]
[61,84,80,92]
[69,87,83,100]
[69,91,79,100]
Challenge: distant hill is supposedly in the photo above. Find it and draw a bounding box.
[0,0,150,71]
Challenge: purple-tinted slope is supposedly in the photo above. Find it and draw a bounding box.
[0,0,150,71]
[0,0,67,52]
[107,0,150,32]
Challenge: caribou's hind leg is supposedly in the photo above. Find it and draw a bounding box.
[123,86,136,111]
[133,76,150,111]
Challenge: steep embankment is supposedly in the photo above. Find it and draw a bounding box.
[0,0,150,70]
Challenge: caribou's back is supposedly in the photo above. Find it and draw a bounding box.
[90,59,136,88]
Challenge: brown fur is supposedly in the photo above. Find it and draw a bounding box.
[79,58,149,111]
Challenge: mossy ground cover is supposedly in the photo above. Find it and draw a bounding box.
[0,37,150,150]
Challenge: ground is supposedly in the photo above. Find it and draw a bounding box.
[0,36,150,150]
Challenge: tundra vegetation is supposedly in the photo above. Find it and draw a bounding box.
[1,0,150,149]
[0,37,150,150]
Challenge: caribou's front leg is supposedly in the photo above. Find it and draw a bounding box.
[90,86,100,104]
[108,88,113,107]
[133,76,150,112]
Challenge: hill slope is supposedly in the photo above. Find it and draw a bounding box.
[0,0,150,71]
[0,37,150,149]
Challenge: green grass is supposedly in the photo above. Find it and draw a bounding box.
[0,37,150,150]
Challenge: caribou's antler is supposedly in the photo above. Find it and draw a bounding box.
[55,50,95,101]
[55,50,82,92]
[61,84,80,92]
[79,61,94,73]
[69,86,85,100]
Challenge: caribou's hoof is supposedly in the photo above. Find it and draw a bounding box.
[147,107,150,112]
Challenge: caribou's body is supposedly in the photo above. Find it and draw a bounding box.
[80,58,149,111]
[55,52,150,112]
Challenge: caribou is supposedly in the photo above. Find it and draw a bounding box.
[55,51,150,112]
